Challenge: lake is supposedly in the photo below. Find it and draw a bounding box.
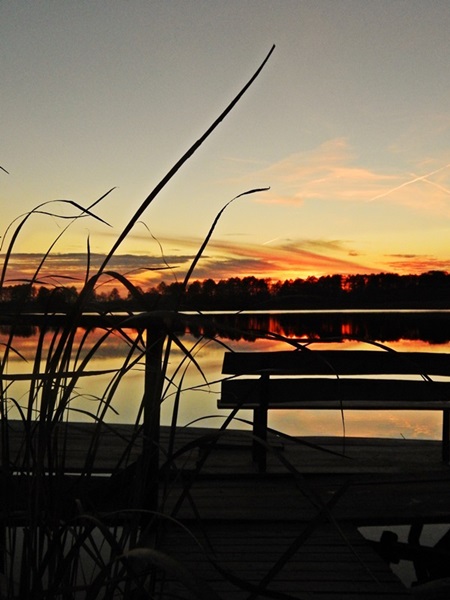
[2,309,450,439]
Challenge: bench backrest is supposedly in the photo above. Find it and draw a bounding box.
[222,350,450,378]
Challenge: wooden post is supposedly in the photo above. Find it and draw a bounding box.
[443,409,450,463]
[253,374,269,472]
[140,320,165,515]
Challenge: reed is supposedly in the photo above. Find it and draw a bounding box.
[0,44,357,599]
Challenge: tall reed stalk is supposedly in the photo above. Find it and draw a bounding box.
[0,47,315,599]
[0,42,365,600]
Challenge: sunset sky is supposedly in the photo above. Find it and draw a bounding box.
[2,1,450,292]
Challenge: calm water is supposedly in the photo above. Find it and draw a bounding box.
[4,310,448,589]
[2,309,450,439]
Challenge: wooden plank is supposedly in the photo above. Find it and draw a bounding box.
[1,422,448,474]
[157,521,411,599]
[220,378,450,409]
[2,423,450,524]
[222,350,450,376]
[160,473,450,526]
[0,421,144,472]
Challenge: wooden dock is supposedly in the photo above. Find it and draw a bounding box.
[4,422,450,598]
[154,428,450,598]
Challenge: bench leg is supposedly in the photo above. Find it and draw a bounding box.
[443,410,450,463]
[253,406,267,472]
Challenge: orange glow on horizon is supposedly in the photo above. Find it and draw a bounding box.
[1,230,448,296]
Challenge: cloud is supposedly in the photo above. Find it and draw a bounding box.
[185,235,375,281]
[283,238,354,254]
[233,139,450,216]
[1,252,185,289]
[1,233,376,290]
[383,254,450,274]
[15,222,445,292]
[240,139,398,206]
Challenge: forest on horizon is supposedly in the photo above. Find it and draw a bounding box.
[1,270,450,311]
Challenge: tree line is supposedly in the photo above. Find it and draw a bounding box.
[1,270,450,311]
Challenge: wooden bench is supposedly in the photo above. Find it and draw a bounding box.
[218,348,450,471]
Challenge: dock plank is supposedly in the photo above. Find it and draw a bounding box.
[157,521,410,599]
[4,422,446,597]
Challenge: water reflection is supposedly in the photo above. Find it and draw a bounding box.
[187,311,450,345]
[1,311,449,440]
[4,311,450,344]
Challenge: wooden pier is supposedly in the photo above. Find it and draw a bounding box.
[155,428,450,599]
[5,422,450,598]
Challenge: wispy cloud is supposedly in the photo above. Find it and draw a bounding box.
[231,139,450,217]
[1,252,185,289]
[183,235,374,280]
[383,254,450,274]
[238,139,398,206]
[6,232,444,291]
[0,234,375,289]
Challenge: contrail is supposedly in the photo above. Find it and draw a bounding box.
[262,237,281,246]
[367,162,450,202]
[416,177,450,196]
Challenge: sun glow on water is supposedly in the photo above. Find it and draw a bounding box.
[2,311,447,440]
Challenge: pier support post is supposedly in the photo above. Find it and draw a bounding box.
[253,374,269,472]
[443,409,450,463]
[140,320,165,518]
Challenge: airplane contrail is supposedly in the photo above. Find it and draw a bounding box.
[367,162,450,202]
[262,237,281,246]
[415,177,450,196]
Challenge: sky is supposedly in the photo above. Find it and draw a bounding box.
[2,0,450,292]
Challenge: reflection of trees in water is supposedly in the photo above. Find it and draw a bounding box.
[188,312,450,345]
[0,324,37,338]
[3,312,450,345]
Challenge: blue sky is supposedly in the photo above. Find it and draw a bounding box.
[2,0,450,290]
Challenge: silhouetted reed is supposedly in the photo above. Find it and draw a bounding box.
[0,44,385,599]
[0,46,291,600]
